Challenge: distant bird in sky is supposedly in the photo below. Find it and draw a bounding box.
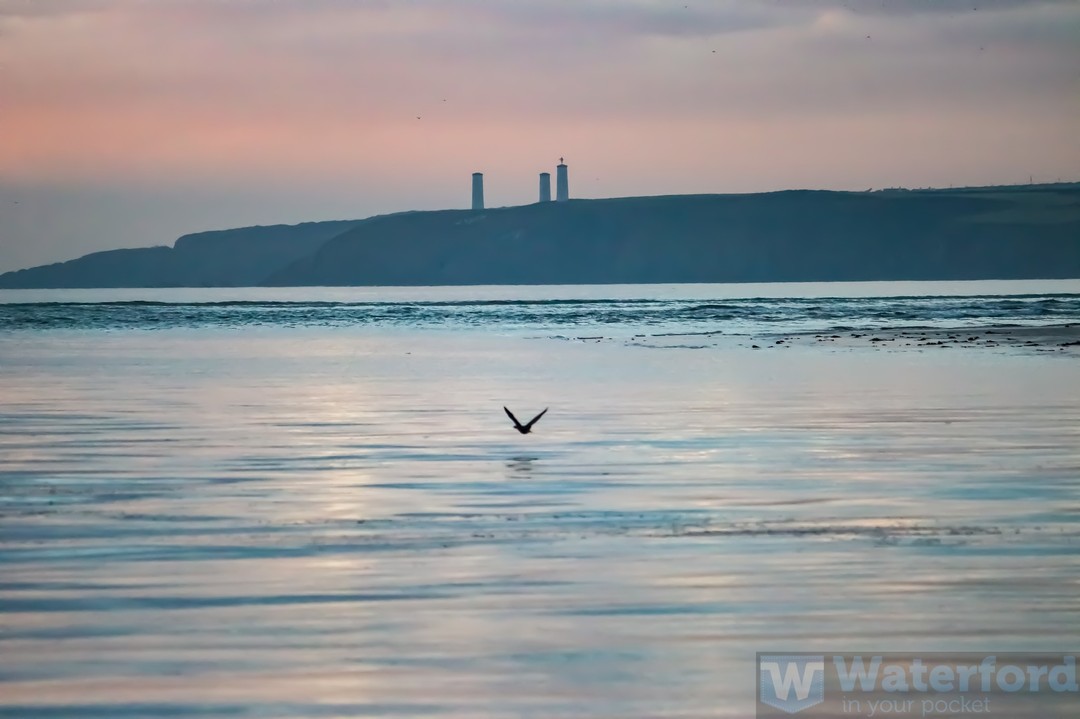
[504,407,548,434]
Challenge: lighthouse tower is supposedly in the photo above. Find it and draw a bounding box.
[539,172,552,203]
[556,158,569,202]
[471,172,484,211]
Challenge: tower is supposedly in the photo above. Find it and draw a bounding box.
[556,158,569,202]
[539,172,551,203]
[471,172,484,211]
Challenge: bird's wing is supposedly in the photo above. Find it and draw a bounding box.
[504,406,524,429]
[524,408,548,430]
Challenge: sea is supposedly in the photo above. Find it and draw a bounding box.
[1,280,1078,718]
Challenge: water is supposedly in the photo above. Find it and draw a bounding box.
[1,281,1078,718]
[3,280,1080,334]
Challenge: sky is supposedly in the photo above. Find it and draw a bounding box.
[0,0,1077,273]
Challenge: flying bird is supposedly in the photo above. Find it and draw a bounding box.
[504,407,548,434]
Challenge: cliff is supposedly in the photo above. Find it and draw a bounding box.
[266,187,1080,286]
[0,220,360,289]
[3,186,1078,288]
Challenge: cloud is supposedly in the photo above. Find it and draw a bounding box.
[804,0,1074,16]
[481,1,801,38]
[1,1,1073,114]
[0,0,108,18]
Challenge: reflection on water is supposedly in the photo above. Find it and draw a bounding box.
[0,328,1078,718]
[506,456,538,476]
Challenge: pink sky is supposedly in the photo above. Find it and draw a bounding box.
[0,0,1077,272]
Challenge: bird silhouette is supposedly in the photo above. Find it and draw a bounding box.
[504,407,548,434]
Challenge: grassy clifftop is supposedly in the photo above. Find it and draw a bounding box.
[265,187,1080,286]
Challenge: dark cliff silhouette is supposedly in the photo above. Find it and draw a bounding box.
[0,220,360,289]
[265,186,1080,285]
[3,186,1078,288]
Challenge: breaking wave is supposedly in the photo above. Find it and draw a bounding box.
[2,292,1079,334]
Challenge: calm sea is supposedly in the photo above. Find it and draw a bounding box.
[1,281,1078,718]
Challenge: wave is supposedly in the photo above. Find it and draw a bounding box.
[2,293,1079,333]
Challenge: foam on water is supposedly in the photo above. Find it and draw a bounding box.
[2,281,1079,335]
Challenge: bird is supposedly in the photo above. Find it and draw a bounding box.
[504,407,548,434]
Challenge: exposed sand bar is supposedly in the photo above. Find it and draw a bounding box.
[571,323,1080,353]
[755,322,1080,353]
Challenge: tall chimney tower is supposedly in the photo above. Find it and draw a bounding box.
[471,172,484,211]
[556,158,569,202]
[539,172,551,203]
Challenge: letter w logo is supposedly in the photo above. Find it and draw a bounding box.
[759,655,826,714]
